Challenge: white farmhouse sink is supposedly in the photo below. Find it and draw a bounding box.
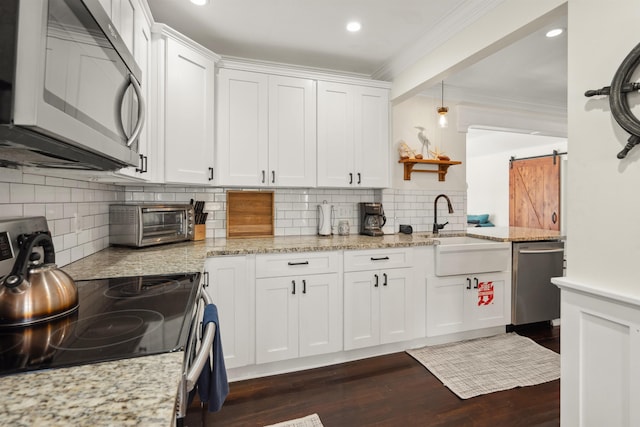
[434,236,511,276]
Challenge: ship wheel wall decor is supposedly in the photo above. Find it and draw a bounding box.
[585,41,640,159]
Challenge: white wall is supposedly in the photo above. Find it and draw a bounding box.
[466,129,567,227]
[566,0,640,295]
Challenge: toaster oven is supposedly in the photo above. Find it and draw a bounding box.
[109,204,195,247]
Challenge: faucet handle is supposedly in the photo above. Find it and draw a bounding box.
[437,221,449,230]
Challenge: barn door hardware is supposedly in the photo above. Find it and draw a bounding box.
[585,41,640,159]
[509,150,567,169]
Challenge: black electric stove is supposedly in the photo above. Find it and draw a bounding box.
[0,272,201,377]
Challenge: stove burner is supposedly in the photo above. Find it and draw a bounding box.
[51,309,164,351]
[103,278,181,299]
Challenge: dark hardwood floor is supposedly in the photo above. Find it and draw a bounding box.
[186,323,559,427]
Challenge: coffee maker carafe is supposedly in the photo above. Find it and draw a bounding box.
[359,203,386,236]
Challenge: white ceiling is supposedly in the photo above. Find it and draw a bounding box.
[148,0,567,114]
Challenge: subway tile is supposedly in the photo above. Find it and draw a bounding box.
[0,204,23,217]
[46,204,64,220]
[0,183,9,203]
[10,183,35,203]
[22,174,45,185]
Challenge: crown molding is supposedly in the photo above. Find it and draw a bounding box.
[372,0,507,81]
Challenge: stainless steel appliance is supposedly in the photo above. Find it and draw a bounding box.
[110,204,195,247]
[0,216,215,425]
[0,0,144,171]
[359,202,386,236]
[512,240,564,325]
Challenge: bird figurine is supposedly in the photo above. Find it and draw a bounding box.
[415,126,430,158]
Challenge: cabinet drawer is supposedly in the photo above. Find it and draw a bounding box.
[344,248,412,272]
[256,251,340,278]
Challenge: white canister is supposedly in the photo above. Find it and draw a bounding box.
[318,201,334,236]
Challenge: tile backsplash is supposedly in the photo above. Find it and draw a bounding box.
[1,167,467,266]
[0,168,124,266]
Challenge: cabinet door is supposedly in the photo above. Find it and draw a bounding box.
[426,275,468,337]
[317,81,355,187]
[111,0,135,54]
[298,273,342,357]
[467,272,510,330]
[256,277,298,364]
[354,86,389,188]
[164,38,215,184]
[204,257,250,369]
[268,75,316,187]
[216,69,268,186]
[344,271,379,350]
[379,268,413,344]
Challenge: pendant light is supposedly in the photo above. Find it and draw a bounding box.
[437,81,449,128]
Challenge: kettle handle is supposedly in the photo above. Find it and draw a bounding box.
[3,233,55,289]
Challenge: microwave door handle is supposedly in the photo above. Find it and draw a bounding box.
[126,74,146,147]
[185,289,215,392]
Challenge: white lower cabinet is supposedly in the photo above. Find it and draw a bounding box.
[255,252,342,364]
[426,271,510,337]
[203,256,250,369]
[344,268,414,350]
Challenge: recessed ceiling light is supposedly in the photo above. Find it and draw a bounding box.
[346,21,361,32]
[190,0,208,5]
[545,28,563,38]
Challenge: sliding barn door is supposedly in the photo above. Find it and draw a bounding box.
[509,156,561,230]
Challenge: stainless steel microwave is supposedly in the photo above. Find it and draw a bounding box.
[0,0,144,170]
[110,204,195,248]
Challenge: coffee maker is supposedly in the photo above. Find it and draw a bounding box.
[359,203,386,236]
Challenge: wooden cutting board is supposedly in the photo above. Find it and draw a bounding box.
[226,191,275,238]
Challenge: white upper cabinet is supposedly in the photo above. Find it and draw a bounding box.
[317,81,389,188]
[98,0,135,53]
[154,27,218,184]
[216,68,316,187]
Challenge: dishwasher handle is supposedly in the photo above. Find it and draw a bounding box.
[519,248,564,254]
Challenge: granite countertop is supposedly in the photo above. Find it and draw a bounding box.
[466,226,564,242]
[0,352,183,427]
[4,228,562,426]
[62,233,441,281]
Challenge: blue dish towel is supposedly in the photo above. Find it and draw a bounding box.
[196,304,229,412]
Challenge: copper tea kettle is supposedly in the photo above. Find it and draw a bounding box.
[0,233,78,326]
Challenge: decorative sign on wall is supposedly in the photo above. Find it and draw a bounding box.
[585,41,640,159]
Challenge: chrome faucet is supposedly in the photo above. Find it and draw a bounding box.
[433,194,454,234]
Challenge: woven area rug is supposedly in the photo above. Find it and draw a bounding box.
[407,333,560,399]
[264,413,323,427]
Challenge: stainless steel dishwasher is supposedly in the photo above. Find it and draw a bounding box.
[512,240,564,325]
